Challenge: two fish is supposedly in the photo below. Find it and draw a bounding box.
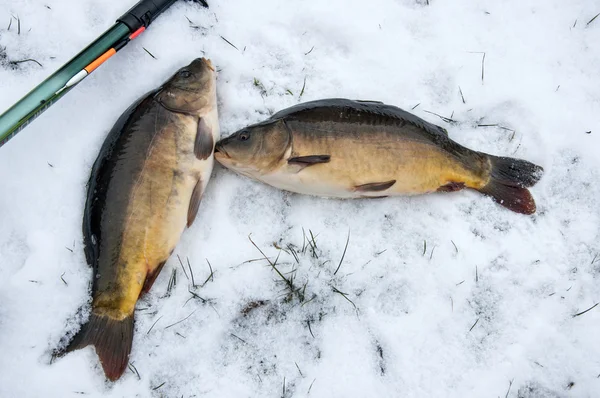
[59,60,543,381]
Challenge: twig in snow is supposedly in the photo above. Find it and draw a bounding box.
[308,378,316,394]
[505,379,514,398]
[566,382,575,390]
[164,310,196,329]
[376,342,385,375]
[11,59,43,67]
[299,77,307,99]
[143,48,157,59]
[128,363,141,380]
[164,268,177,297]
[287,244,300,263]
[177,255,189,280]
[411,103,420,110]
[295,362,304,377]
[334,230,350,275]
[477,124,515,135]
[423,110,457,124]
[307,320,314,338]
[304,46,314,55]
[469,318,479,332]
[481,52,486,83]
[468,51,486,84]
[146,315,163,334]
[331,285,357,310]
[152,382,166,391]
[451,240,458,253]
[423,240,427,256]
[248,234,295,293]
[230,333,246,344]
[187,257,196,287]
[60,272,68,286]
[572,303,599,318]
[220,36,239,51]
[459,86,466,104]
[587,13,600,27]
[202,259,214,285]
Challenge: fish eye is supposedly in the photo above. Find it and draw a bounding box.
[179,70,192,78]
[238,131,250,141]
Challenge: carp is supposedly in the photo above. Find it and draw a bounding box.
[59,57,219,380]
[215,98,543,214]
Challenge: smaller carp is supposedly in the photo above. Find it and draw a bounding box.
[214,98,543,214]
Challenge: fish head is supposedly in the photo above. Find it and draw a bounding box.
[215,119,291,175]
[157,57,216,116]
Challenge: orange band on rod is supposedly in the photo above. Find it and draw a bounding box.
[85,48,117,73]
[129,26,146,40]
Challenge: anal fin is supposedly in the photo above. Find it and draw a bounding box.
[142,260,167,294]
[437,182,466,192]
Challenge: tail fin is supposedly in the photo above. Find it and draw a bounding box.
[61,312,134,381]
[477,155,544,215]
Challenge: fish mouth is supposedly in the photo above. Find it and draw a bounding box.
[201,57,215,72]
[214,143,229,159]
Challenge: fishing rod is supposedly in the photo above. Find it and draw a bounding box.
[0,0,207,149]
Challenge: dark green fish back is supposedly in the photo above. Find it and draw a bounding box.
[263,98,487,176]
[266,98,449,141]
[82,89,173,293]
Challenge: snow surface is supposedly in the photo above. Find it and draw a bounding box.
[1,0,600,397]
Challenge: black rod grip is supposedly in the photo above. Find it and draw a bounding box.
[117,0,179,32]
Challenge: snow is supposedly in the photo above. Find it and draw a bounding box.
[1,0,599,396]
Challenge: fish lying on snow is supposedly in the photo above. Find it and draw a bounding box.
[215,98,543,214]
[57,58,219,381]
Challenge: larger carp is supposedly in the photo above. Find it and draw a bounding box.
[215,98,543,214]
[59,58,219,380]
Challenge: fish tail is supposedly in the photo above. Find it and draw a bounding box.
[476,154,544,214]
[62,312,134,381]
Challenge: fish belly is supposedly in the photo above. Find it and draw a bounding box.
[265,139,482,198]
[96,116,211,317]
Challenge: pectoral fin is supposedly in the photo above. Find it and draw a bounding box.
[195,118,214,160]
[288,155,331,166]
[354,180,396,192]
[187,178,204,227]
